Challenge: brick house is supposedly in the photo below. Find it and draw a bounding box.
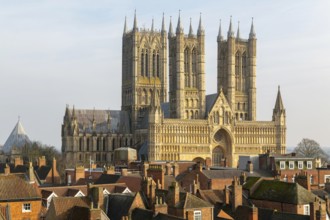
[0,173,42,220]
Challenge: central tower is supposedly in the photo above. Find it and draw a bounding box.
[168,14,206,119]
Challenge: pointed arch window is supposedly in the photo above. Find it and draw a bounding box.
[141,49,145,76]
[192,49,197,73]
[242,52,247,76]
[152,50,156,77]
[145,50,149,77]
[235,52,240,75]
[156,53,160,77]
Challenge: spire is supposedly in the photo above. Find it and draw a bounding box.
[274,86,285,112]
[197,13,204,35]
[176,10,183,34]
[168,16,174,37]
[72,105,76,120]
[249,17,256,39]
[161,13,166,34]
[228,16,235,38]
[217,19,223,41]
[133,10,138,31]
[189,18,194,36]
[151,17,154,32]
[236,21,240,39]
[123,16,127,35]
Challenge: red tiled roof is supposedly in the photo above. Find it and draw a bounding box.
[117,176,142,192]
[0,174,41,201]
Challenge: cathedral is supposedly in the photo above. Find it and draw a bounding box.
[62,13,286,168]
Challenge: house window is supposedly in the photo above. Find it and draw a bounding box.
[303,204,310,215]
[307,161,312,169]
[325,175,330,183]
[310,175,313,184]
[289,161,294,169]
[298,161,303,169]
[280,161,285,170]
[22,203,31,212]
[194,210,202,220]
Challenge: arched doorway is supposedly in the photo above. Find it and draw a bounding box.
[212,128,233,167]
[212,147,224,166]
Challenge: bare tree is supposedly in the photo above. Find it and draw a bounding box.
[294,138,328,161]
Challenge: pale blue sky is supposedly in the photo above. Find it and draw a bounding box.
[0,0,330,149]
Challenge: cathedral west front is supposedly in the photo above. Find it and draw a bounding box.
[62,13,286,168]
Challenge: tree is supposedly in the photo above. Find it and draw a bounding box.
[293,138,329,161]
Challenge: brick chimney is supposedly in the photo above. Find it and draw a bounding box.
[4,164,10,175]
[223,185,230,205]
[28,162,35,183]
[165,162,172,175]
[105,166,115,175]
[153,195,167,214]
[14,157,23,167]
[38,156,46,167]
[147,164,165,189]
[296,171,311,191]
[192,174,200,195]
[142,162,149,178]
[75,166,85,183]
[247,161,253,173]
[168,182,180,207]
[232,176,242,212]
[173,162,179,177]
[249,205,258,220]
[240,172,247,185]
[121,168,128,176]
[88,184,105,210]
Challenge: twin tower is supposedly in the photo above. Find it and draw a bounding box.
[121,13,257,130]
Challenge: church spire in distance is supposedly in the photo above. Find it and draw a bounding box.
[176,10,183,34]
[168,16,174,37]
[151,17,154,32]
[236,21,240,39]
[161,13,166,34]
[189,18,194,36]
[197,13,204,35]
[228,16,235,38]
[217,19,223,41]
[133,10,138,31]
[249,17,256,39]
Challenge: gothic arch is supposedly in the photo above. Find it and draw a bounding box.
[212,127,234,166]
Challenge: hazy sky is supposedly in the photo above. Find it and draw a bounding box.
[1,0,330,150]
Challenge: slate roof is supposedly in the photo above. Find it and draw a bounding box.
[0,174,41,201]
[94,174,121,184]
[131,208,153,220]
[106,193,137,220]
[69,109,131,134]
[35,166,51,180]
[205,93,218,113]
[47,197,89,220]
[250,180,321,204]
